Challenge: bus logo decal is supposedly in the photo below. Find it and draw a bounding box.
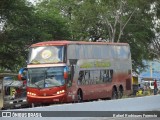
[41,50,52,59]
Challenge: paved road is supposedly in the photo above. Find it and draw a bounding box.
[1,95,160,120]
[81,117,159,120]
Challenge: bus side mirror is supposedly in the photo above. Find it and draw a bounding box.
[64,72,68,79]
[64,66,68,79]
[18,74,22,80]
[18,74,26,81]
[18,68,27,80]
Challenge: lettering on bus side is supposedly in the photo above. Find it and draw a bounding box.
[80,61,111,68]
[94,61,111,68]
[80,63,93,68]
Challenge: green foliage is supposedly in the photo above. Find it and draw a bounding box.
[0,0,70,72]
[50,0,155,73]
[0,0,159,73]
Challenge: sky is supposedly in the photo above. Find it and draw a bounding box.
[27,0,40,5]
[139,60,160,80]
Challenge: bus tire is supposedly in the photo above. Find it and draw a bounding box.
[77,89,83,103]
[1,107,6,110]
[119,86,123,99]
[112,87,118,99]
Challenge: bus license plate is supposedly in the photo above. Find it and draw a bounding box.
[53,99,59,102]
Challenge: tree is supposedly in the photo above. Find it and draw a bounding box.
[48,0,155,72]
[148,1,160,59]
[0,0,158,73]
[0,0,70,71]
[0,0,35,71]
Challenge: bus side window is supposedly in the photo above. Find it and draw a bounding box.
[90,70,95,84]
[101,69,113,83]
[78,71,84,85]
[102,70,109,82]
[94,70,100,84]
[84,71,90,85]
[109,70,113,81]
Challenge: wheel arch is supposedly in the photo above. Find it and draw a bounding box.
[119,85,124,91]
[77,88,83,102]
[112,85,118,91]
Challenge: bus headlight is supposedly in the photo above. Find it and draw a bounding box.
[57,90,65,94]
[27,92,37,96]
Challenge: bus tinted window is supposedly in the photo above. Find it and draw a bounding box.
[116,46,130,59]
[78,69,113,85]
[28,46,64,64]
[28,67,65,88]
[68,44,130,60]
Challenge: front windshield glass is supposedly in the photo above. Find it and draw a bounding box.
[28,46,64,64]
[27,67,65,88]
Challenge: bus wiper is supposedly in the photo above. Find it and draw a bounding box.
[31,59,40,64]
[44,70,49,88]
[33,83,41,89]
[53,85,63,87]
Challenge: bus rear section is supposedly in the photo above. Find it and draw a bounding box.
[66,42,132,101]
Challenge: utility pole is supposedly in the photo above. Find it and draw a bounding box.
[150,61,152,78]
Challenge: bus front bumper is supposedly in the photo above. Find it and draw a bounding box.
[27,93,67,104]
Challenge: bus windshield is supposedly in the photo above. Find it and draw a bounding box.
[28,46,64,64]
[27,67,65,88]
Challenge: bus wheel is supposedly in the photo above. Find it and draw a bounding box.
[119,90,123,99]
[77,89,83,103]
[1,107,6,110]
[112,88,118,99]
[119,87,123,99]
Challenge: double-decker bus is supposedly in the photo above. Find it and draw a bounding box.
[19,41,132,105]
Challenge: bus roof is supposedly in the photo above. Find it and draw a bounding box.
[30,40,129,47]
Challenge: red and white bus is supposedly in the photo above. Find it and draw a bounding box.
[20,41,132,104]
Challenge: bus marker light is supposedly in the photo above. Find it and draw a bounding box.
[57,90,65,94]
[27,92,36,96]
[61,90,65,93]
